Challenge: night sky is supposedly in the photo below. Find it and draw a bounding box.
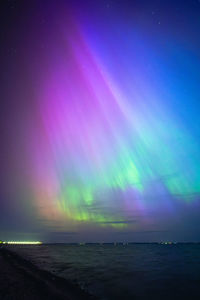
[1,0,200,243]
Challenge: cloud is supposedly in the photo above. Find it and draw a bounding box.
[47,231,78,235]
[98,219,137,224]
[115,230,168,234]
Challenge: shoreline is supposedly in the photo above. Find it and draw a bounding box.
[0,246,95,299]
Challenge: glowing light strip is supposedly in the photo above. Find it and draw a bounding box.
[3,241,42,245]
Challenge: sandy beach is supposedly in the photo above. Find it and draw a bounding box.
[0,247,94,300]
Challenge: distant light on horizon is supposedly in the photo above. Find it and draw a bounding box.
[3,241,42,245]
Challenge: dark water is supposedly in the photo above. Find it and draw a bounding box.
[12,244,200,299]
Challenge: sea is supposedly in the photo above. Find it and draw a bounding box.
[11,243,200,299]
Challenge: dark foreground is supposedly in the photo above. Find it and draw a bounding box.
[1,244,200,299]
[0,247,94,300]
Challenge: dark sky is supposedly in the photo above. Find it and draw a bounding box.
[1,0,200,243]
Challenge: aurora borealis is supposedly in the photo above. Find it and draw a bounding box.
[1,0,200,242]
